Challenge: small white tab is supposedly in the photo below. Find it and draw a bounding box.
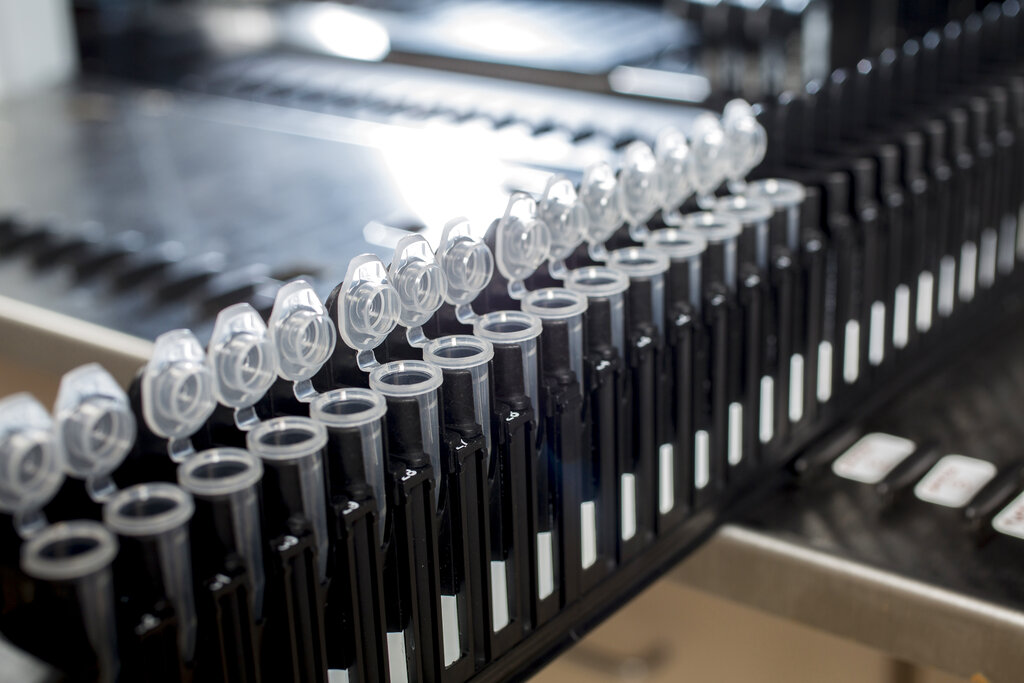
[694,431,710,489]
[913,455,996,508]
[728,402,743,465]
[759,376,773,444]
[581,502,598,568]
[832,433,916,484]
[959,241,977,302]
[843,320,860,384]
[938,257,956,317]
[817,341,833,403]
[441,595,462,667]
[490,561,510,632]
[978,228,998,289]
[869,301,885,366]
[789,354,804,423]
[620,474,637,541]
[916,272,934,333]
[992,491,1024,540]
[893,285,910,348]
[387,632,409,683]
[658,444,674,514]
[536,532,554,599]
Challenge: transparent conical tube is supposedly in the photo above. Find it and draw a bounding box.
[538,175,586,278]
[246,416,330,582]
[103,483,197,663]
[177,447,265,619]
[422,335,494,462]
[54,364,135,503]
[436,217,494,324]
[712,195,774,271]
[473,311,543,420]
[744,178,807,252]
[268,280,337,401]
[645,228,707,314]
[21,520,119,683]
[608,247,670,336]
[309,387,388,546]
[369,361,444,508]
[689,113,729,208]
[565,266,629,357]
[389,234,448,347]
[520,288,588,394]
[208,303,279,430]
[578,162,624,262]
[337,254,402,370]
[617,141,661,242]
[722,99,767,193]
[142,329,217,462]
[679,211,743,293]
[655,127,694,224]
[0,393,65,537]
[495,192,552,299]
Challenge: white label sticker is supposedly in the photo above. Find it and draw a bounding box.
[913,455,996,508]
[992,491,1024,540]
[893,284,911,348]
[658,444,674,514]
[869,301,886,366]
[789,353,804,423]
[979,228,998,289]
[843,319,860,384]
[728,402,743,465]
[817,341,833,403]
[491,560,510,632]
[580,503,597,568]
[916,271,934,333]
[759,376,774,444]
[621,474,637,541]
[959,241,978,302]
[832,432,917,484]
[694,430,710,489]
[938,257,956,317]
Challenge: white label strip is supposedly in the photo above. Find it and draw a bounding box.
[832,432,917,484]
[441,595,462,667]
[694,431,710,489]
[913,455,997,508]
[490,561,510,632]
[959,241,977,302]
[998,215,1016,275]
[938,257,956,317]
[728,402,743,465]
[869,301,885,366]
[893,284,910,348]
[620,474,637,541]
[580,502,597,569]
[817,341,833,403]
[843,319,860,384]
[658,444,674,514]
[789,353,804,423]
[992,490,1024,540]
[329,669,350,683]
[916,272,933,333]
[388,632,410,683]
[537,532,554,599]
[978,228,998,289]
[759,376,774,444]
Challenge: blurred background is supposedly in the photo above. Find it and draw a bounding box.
[0,1,1006,681]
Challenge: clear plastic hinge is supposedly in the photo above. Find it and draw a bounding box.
[0,393,65,537]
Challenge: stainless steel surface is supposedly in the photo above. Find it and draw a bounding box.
[676,525,1023,681]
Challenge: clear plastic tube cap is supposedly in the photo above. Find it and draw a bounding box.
[247,416,328,462]
[617,141,660,225]
[103,482,195,537]
[268,280,337,383]
[0,393,65,517]
[422,335,494,370]
[208,304,279,409]
[54,364,136,481]
[310,387,387,429]
[495,192,551,283]
[745,178,807,209]
[722,99,767,183]
[389,235,448,328]
[644,228,708,260]
[565,266,630,298]
[521,287,588,321]
[538,176,586,261]
[679,211,742,244]
[578,162,623,245]
[688,112,728,196]
[711,195,774,226]
[472,310,543,345]
[143,331,217,444]
[436,218,494,306]
[608,246,670,279]
[178,448,264,498]
[21,520,118,582]
[337,254,401,351]
[368,360,444,399]
[654,127,693,210]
